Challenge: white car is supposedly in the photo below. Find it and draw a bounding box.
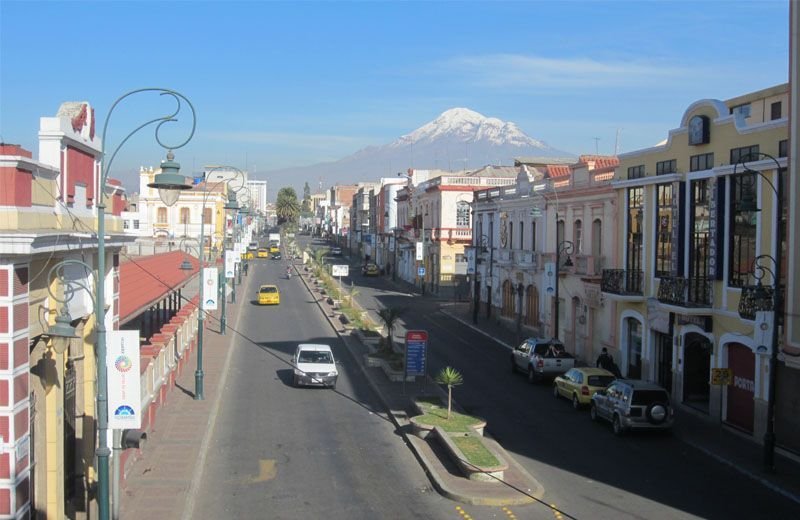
[293,344,338,389]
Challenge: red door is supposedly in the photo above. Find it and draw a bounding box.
[726,343,755,432]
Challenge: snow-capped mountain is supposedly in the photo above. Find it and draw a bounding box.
[263,108,573,194]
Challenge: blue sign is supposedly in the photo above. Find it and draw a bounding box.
[405,330,428,377]
[418,267,426,276]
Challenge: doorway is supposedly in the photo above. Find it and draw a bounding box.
[726,343,754,432]
[655,332,674,393]
[683,333,712,412]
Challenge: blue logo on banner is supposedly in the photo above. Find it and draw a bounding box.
[114,405,136,417]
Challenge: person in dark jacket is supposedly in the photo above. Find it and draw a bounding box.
[596,348,615,371]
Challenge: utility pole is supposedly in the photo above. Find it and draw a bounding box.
[593,137,600,155]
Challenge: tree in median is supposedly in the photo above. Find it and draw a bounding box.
[435,366,464,420]
[377,306,406,353]
[276,187,301,224]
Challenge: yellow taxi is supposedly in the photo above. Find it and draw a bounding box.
[257,248,268,258]
[269,244,280,254]
[553,367,616,409]
[241,251,254,260]
[257,284,280,305]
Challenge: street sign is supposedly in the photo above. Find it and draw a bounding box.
[529,207,542,217]
[405,330,428,377]
[202,267,219,310]
[418,267,426,276]
[711,368,733,386]
[332,264,349,277]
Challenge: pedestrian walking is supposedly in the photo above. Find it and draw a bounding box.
[596,348,615,372]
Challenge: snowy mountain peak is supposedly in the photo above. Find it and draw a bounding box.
[398,107,547,148]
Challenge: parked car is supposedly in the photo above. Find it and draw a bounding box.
[553,367,616,409]
[257,284,280,305]
[293,344,338,388]
[590,379,674,435]
[361,263,380,276]
[511,338,575,383]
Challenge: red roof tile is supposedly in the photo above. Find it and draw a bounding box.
[547,165,572,178]
[119,251,199,323]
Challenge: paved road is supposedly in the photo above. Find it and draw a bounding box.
[189,253,463,519]
[305,238,800,520]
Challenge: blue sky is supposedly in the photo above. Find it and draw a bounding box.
[0,0,790,193]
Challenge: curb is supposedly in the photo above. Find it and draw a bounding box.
[296,262,545,506]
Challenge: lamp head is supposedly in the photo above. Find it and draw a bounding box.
[563,256,574,268]
[147,151,192,207]
[180,258,193,271]
[224,192,240,211]
[47,308,78,354]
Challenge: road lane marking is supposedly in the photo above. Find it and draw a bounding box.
[248,459,277,483]
[502,506,517,519]
[454,505,472,519]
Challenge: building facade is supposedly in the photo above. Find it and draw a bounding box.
[602,84,790,447]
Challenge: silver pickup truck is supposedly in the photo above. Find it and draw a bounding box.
[511,337,576,383]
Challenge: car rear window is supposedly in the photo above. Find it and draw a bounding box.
[588,375,615,387]
[260,287,278,293]
[631,390,669,405]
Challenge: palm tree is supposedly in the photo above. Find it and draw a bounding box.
[435,366,464,420]
[276,187,301,223]
[377,306,406,352]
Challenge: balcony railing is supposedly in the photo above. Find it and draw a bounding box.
[601,269,644,295]
[574,255,604,276]
[432,227,472,242]
[657,276,712,308]
[497,249,513,264]
[516,250,540,271]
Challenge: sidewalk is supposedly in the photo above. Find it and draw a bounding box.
[119,278,247,519]
[440,301,800,507]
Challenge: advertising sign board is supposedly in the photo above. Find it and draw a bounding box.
[225,251,236,278]
[203,267,219,310]
[405,330,428,377]
[107,330,142,429]
[332,264,349,277]
[415,242,423,261]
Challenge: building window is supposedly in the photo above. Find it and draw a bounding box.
[525,285,539,326]
[627,165,645,179]
[133,220,140,229]
[557,219,565,248]
[771,101,782,120]
[690,179,711,304]
[123,220,129,229]
[203,208,212,224]
[627,187,644,285]
[730,145,759,165]
[626,318,643,379]
[180,207,190,224]
[779,139,788,158]
[508,222,514,249]
[729,173,757,287]
[656,159,677,175]
[655,184,674,278]
[456,201,471,227]
[531,221,537,251]
[689,153,714,172]
[730,103,751,118]
[574,220,583,254]
[157,207,167,224]
[519,221,524,250]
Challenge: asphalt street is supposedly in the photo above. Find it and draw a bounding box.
[307,237,800,520]
[189,252,484,519]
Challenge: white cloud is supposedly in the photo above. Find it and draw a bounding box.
[444,53,698,89]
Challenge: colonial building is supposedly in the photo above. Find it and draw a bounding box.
[602,84,789,446]
[472,157,618,362]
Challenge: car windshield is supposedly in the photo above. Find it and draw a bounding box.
[588,375,616,387]
[259,287,277,293]
[631,390,669,405]
[298,351,333,364]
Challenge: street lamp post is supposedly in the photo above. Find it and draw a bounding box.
[42,88,197,520]
[472,235,489,324]
[554,236,574,342]
[733,152,785,472]
[153,165,245,399]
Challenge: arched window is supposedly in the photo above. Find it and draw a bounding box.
[502,280,515,318]
[592,218,602,271]
[557,219,565,245]
[574,220,583,254]
[157,207,167,224]
[519,221,524,250]
[180,207,190,224]
[525,285,539,326]
[508,222,514,249]
[456,201,470,227]
[531,221,537,251]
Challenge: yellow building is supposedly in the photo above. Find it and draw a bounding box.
[603,84,789,444]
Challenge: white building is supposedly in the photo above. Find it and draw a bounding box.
[246,179,268,214]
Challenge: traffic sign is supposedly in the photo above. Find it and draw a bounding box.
[418,267,426,276]
[405,330,428,377]
[332,264,349,277]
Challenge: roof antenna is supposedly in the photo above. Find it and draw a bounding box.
[593,137,600,155]
[614,128,622,155]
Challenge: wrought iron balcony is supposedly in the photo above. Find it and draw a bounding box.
[601,269,643,295]
[657,276,712,308]
[516,250,540,271]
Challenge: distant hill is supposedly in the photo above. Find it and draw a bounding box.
[262,107,574,195]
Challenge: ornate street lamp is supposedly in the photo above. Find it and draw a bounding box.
[733,152,785,471]
[472,234,490,324]
[554,238,574,342]
[151,165,245,399]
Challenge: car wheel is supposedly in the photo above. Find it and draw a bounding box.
[572,394,581,410]
[612,415,625,436]
[552,385,560,399]
[527,367,537,384]
[590,403,599,421]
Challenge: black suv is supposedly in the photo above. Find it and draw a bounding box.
[590,379,673,435]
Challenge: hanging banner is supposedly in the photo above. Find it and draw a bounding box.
[107,330,142,429]
[203,267,219,310]
[225,251,236,278]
